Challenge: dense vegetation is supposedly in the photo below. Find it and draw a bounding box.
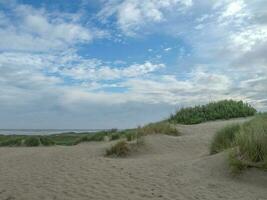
[0,122,178,147]
[0,135,55,147]
[169,100,256,125]
[210,113,267,172]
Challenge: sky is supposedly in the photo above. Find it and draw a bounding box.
[0,0,266,129]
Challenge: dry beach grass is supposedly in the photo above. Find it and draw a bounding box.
[0,118,267,200]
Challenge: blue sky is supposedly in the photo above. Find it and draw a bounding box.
[0,0,266,129]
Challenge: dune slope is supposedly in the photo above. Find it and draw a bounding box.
[0,118,266,200]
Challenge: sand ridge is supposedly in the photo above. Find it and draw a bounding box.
[0,118,267,200]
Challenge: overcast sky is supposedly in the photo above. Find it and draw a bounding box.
[0,0,266,129]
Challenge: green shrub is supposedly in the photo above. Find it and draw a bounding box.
[110,133,120,141]
[106,140,130,157]
[24,137,40,147]
[87,132,107,142]
[210,124,240,154]
[169,100,256,125]
[125,132,136,141]
[40,137,55,146]
[0,137,23,146]
[49,135,81,145]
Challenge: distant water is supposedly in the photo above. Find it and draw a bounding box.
[0,129,105,135]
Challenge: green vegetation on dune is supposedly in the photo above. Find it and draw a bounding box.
[0,99,256,149]
[106,140,130,157]
[169,100,256,125]
[210,113,267,173]
[230,114,267,172]
[0,135,56,147]
[0,122,178,147]
[0,136,23,146]
[139,122,180,136]
[0,131,117,147]
[106,128,145,157]
[210,124,240,154]
[24,137,40,146]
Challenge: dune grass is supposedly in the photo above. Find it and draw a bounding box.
[210,113,267,173]
[210,124,241,154]
[105,127,146,157]
[0,129,122,147]
[169,100,256,125]
[0,121,178,147]
[105,140,130,157]
[139,122,180,136]
[229,114,267,172]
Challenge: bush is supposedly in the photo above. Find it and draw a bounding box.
[87,132,107,142]
[106,140,130,157]
[210,124,240,154]
[0,137,23,146]
[169,100,256,125]
[125,132,136,141]
[24,137,40,147]
[110,133,120,141]
[40,137,55,146]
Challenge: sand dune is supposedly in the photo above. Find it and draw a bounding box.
[0,118,266,200]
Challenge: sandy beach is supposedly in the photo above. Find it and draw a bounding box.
[0,118,266,200]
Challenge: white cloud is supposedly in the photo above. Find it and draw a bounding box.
[24,14,92,42]
[230,25,267,52]
[221,0,246,18]
[98,0,193,35]
[164,47,172,51]
[0,3,103,52]
[56,60,165,81]
[0,0,267,128]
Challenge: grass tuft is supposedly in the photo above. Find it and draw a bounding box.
[210,124,240,154]
[106,140,130,157]
[140,122,180,136]
[210,113,267,173]
[228,150,247,174]
[231,115,267,171]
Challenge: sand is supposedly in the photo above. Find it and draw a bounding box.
[0,118,267,200]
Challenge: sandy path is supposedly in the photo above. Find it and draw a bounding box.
[0,118,267,200]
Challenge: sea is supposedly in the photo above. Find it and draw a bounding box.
[0,129,105,135]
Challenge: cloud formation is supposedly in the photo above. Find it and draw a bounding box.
[0,0,266,128]
[98,0,193,35]
[0,2,104,52]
